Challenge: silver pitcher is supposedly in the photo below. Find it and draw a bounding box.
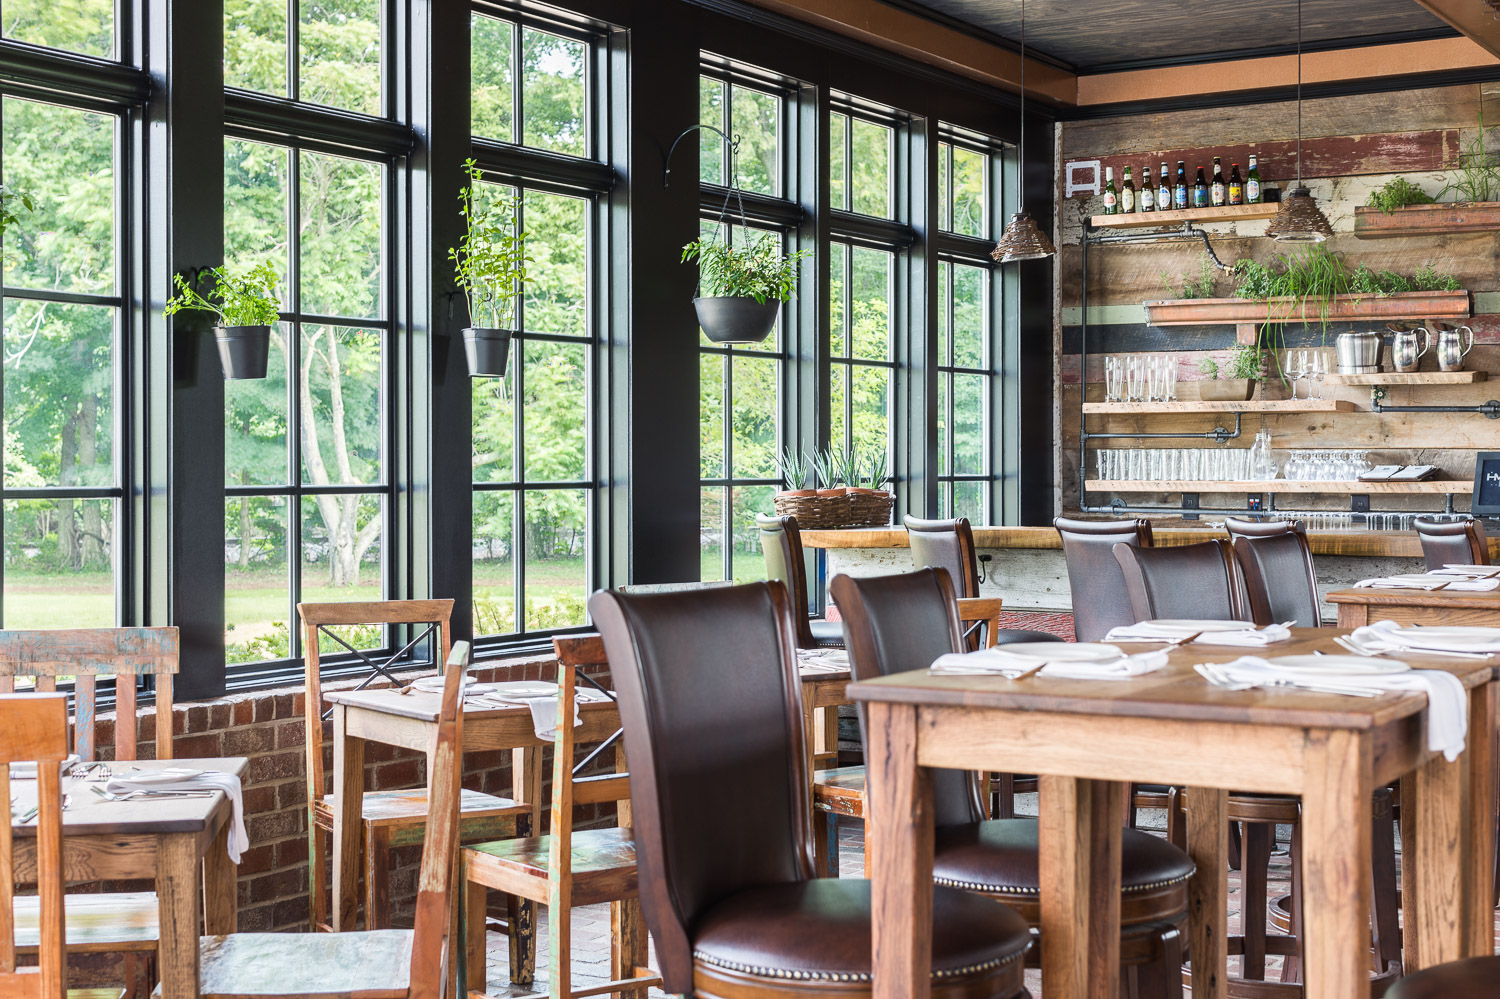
[1388,323,1429,373]
[1334,330,1384,373]
[1431,323,1475,372]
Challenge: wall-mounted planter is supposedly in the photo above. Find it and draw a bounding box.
[216,325,271,380]
[1353,202,1500,239]
[1144,290,1472,327]
[1197,378,1255,402]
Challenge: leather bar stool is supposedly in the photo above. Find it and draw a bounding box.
[1413,515,1489,570]
[833,568,1195,999]
[757,514,843,649]
[1386,956,1500,998]
[1053,516,1155,642]
[591,581,1034,999]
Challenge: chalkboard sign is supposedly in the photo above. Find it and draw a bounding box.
[1472,452,1500,516]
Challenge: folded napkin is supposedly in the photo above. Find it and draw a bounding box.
[930,646,1166,680]
[797,649,850,672]
[1352,619,1500,654]
[1206,656,1468,762]
[484,687,612,740]
[1355,575,1500,591]
[1038,649,1168,680]
[105,771,248,862]
[8,755,80,780]
[1191,624,1293,647]
[1433,564,1500,578]
[1103,622,1198,642]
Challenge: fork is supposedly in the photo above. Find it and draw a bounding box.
[1196,662,1381,697]
[1337,635,1492,660]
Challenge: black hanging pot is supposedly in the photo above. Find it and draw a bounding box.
[463,327,513,378]
[215,325,271,380]
[694,296,781,345]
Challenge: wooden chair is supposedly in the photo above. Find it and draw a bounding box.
[184,644,470,999]
[298,600,528,932]
[1413,515,1489,570]
[0,628,179,999]
[461,635,659,999]
[590,580,1032,998]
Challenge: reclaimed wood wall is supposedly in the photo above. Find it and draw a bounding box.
[1054,83,1500,522]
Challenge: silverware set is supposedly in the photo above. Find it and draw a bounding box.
[1335,634,1495,660]
[1193,661,1382,697]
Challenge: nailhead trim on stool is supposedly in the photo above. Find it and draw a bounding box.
[692,948,1025,983]
[934,869,1195,896]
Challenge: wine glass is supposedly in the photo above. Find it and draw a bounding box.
[1285,351,1305,399]
[1310,351,1328,400]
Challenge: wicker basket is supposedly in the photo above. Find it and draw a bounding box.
[847,490,895,528]
[772,492,841,529]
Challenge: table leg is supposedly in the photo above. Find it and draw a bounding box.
[509,746,543,987]
[1039,776,1124,999]
[1334,602,1369,629]
[1463,678,1497,956]
[1183,787,1227,999]
[202,821,237,934]
[157,834,203,999]
[1401,742,1466,970]
[865,701,932,999]
[1301,730,1372,999]
[331,704,366,932]
[611,897,649,999]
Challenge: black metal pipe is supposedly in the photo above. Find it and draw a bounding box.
[1370,398,1500,419]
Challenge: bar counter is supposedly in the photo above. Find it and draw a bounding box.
[800,525,1500,620]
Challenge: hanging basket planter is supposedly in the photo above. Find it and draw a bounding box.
[463,327,513,378]
[694,296,780,345]
[215,325,271,380]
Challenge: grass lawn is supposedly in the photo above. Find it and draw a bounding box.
[5,571,115,629]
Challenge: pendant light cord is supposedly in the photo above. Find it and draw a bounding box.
[1296,0,1303,188]
[1018,0,1026,207]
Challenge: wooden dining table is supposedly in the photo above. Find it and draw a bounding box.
[1329,583,1500,628]
[10,757,246,999]
[849,629,1499,999]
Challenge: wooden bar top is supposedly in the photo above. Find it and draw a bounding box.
[801,525,1500,560]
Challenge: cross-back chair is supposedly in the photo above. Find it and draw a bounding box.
[186,644,471,999]
[298,600,527,932]
[0,628,180,999]
[462,635,658,999]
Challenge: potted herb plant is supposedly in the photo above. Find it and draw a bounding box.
[1196,344,1264,402]
[682,231,810,344]
[164,262,280,379]
[450,158,529,377]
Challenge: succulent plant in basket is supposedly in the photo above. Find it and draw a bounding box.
[775,445,814,497]
[164,262,281,379]
[809,448,846,499]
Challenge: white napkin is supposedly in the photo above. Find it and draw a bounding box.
[526,697,580,741]
[797,649,849,673]
[1433,564,1500,578]
[930,646,1167,679]
[1207,656,1468,762]
[105,771,248,862]
[8,755,80,780]
[1038,649,1168,679]
[1352,620,1500,654]
[1191,624,1293,647]
[1355,575,1499,591]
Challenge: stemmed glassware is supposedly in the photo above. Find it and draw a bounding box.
[1309,351,1328,400]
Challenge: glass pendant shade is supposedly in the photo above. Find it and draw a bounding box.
[1265,186,1333,243]
[991,211,1056,263]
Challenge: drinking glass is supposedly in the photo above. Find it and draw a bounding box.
[1285,351,1305,399]
[1310,351,1328,400]
[1095,448,1111,481]
[1127,356,1146,403]
[1164,355,1178,401]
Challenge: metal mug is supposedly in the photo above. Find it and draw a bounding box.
[1388,324,1429,373]
[1433,323,1475,372]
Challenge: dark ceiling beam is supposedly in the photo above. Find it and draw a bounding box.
[1075,35,1500,108]
[738,0,1079,105]
[1413,0,1500,60]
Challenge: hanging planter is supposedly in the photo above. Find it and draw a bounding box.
[673,124,809,345]
[450,158,529,378]
[164,262,282,380]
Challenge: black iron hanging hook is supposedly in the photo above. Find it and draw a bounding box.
[663,124,741,188]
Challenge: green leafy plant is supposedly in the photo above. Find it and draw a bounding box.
[1161,259,1219,300]
[449,158,529,329]
[864,448,890,492]
[682,231,811,304]
[1226,343,1266,381]
[0,184,35,240]
[810,448,838,490]
[164,262,281,327]
[1366,177,1436,214]
[776,445,811,490]
[1438,110,1500,203]
[1197,356,1220,380]
[829,447,860,489]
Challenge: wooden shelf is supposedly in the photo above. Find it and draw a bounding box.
[1143,290,1472,328]
[1089,203,1279,229]
[1087,479,1474,495]
[1353,202,1500,239]
[1323,370,1487,385]
[1082,399,1355,414]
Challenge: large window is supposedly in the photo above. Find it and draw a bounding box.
[225,0,385,117]
[828,241,893,464]
[697,68,793,582]
[222,139,390,664]
[470,10,603,642]
[1,95,123,629]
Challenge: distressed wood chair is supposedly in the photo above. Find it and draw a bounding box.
[0,627,179,999]
[461,635,659,999]
[298,600,529,932]
[184,644,470,999]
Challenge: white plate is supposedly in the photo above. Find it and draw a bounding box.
[1263,655,1410,676]
[1386,626,1500,648]
[1145,620,1254,634]
[1441,564,1497,575]
[410,675,492,694]
[114,768,206,785]
[484,682,558,699]
[995,642,1123,663]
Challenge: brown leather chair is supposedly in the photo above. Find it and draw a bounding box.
[1224,516,1303,541]
[590,581,1033,998]
[903,515,1061,648]
[1232,527,1323,628]
[1386,956,1500,998]
[1413,515,1489,570]
[1114,539,1249,623]
[756,514,843,649]
[832,568,1194,996]
[1053,516,1155,642]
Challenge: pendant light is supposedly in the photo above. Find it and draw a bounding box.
[1265,0,1333,242]
[991,0,1055,263]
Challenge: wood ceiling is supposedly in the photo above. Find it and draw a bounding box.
[740,0,1500,113]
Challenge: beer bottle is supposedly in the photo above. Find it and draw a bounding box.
[1121,166,1136,213]
[1193,167,1209,208]
[1103,166,1118,214]
[1140,166,1155,211]
[1158,162,1171,211]
[1246,154,1262,203]
[1173,161,1188,209]
[1228,162,1244,205]
[1210,157,1226,207]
